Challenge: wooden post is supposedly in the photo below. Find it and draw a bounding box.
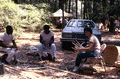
[0,63,4,75]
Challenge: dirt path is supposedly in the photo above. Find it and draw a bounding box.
[0,30,120,79]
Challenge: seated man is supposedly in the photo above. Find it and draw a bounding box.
[73,27,100,72]
[37,25,56,61]
[0,25,18,64]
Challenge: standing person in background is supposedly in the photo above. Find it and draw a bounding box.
[0,25,18,64]
[109,16,115,33]
[114,17,120,37]
[37,25,56,61]
[57,17,68,29]
[64,17,69,26]
[105,19,110,30]
[99,22,104,30]
[57,17,62,29]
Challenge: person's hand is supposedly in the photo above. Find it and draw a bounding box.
[8,45,14,48]
[41,40,46,45]
[46,43,49,47]
[15,47,18,51]
[72,45,79,52]
[49,43,52,47]
[72,40,80,52]
[77,48,83,52]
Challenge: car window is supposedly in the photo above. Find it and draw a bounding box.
[84,21,95,28]
[67,21,77,27]
[77,21,84,27]
[67,20,95,28]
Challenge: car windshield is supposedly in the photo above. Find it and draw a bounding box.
[84,21,95,28]
[67,20,95,28]
[67,21,77,27]
[77,21,84,27]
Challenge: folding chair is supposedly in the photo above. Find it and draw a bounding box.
[81,44,118,75]
[90,43,107,72]
[79,44,107,74]
[84,44,106,63]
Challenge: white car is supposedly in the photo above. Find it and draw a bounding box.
[60,19,101,49]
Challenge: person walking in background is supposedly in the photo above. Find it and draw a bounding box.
[37,25,56,61]
[114,17,120,37]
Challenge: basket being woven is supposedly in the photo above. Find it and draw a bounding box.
[103,45,118,66]
[115,61,120,68]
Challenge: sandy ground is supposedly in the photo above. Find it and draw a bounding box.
[0,30,120,79]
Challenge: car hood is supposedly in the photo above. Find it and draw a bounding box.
[62,27,101,34]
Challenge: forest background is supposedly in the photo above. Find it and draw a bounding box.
[0,0,120,37]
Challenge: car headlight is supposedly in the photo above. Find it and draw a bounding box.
[62,33,72,38]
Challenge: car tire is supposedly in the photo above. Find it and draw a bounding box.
[61,42,66,49]
[61,42,74,50]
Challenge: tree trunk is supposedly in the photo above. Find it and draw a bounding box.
[81,1,82,19]
[68,0,71,13]
[59,0,62,9]
[117,0,119,5]
[65,0,67,12]
[110,0,115,6]
[93,0,95,14]
[54,0,57,12]
[109,17,115,33]
[102,0,106,13]
[14,0,18,4]
[76,0,78,19]
[102,0,106,25]
[83,0,86,19]
[72,0,74,14]
[62,0,65,29]
[93,0,98,22]
[48,0,50,3]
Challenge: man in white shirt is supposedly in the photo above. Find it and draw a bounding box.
[0,25,18,64]
[73,27,100,72]
[114,17,120,37]
[37,25,56,61]
[99,22,104,30]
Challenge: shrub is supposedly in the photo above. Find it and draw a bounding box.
[0,1,54,37]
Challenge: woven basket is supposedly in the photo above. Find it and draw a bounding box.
[103,45,118,66]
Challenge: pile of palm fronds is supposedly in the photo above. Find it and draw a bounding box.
[72,40,88,53]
